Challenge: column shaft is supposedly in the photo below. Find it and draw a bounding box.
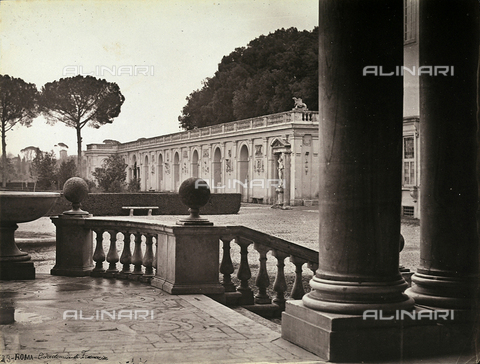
[406,0,479,309]
[303,0,413,314]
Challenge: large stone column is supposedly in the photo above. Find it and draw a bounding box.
[282,1,414,360]
[282,1,479,361]
[405,0,479,309]
[301,0,412,314]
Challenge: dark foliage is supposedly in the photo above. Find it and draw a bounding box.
[92,154,128,192]
[0,75,39,186]
[178,27,318,130]
[57,159,77,190]
[48,192,241,216]
[127,177,141,192]
[30,150,58,190]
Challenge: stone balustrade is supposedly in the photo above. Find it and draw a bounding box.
[52,177,319,316]
[88,109,319,152]
[53,215,318,316]
[86,218,162,283]
[218,226,318,315]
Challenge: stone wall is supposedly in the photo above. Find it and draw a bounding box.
[48,192,241,216]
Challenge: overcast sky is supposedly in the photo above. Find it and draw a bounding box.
[0,0,318,157]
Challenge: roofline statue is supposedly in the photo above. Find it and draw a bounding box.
[293,97,307,110]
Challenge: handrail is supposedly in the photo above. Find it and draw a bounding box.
[229,226,318,263]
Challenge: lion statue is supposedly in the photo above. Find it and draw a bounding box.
[293,97,307,109]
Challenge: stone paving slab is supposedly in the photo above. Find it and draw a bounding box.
[0,274,323,364]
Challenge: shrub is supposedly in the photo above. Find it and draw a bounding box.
[127,177,141,192]
[92,154,127,192]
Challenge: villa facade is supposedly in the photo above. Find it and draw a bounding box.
[85,109,320,207]
[85,108,420,216]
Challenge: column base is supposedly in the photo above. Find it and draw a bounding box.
[406,272,477,309]
[282,300,476,362]
[151,277,225,296]
[303,276,414,314]
[0,261,35,280]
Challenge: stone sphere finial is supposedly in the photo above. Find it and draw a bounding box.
[63,177,89,215]
[177,177,213,226]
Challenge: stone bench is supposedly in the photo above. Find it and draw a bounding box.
[122,206,159,216]
[251,197,264,204]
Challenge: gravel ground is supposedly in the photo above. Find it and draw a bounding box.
[17,203,420,278]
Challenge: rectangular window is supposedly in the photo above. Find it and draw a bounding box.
[404,0,416,44]
[403,136,415,186]
[403,206,414,217]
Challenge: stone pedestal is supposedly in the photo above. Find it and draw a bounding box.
[151,226,225,302]
[283,300,476,362]
[51,177,94,277]
[0,261,35,281]
[50,215,94,277]
[0,306,15,325]
[0,223,35,280]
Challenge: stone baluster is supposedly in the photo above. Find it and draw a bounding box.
[290,256,308,300]
[105,230,119,277]
[140,234,155,283]
[130,232,144,280]
[118,232,132,279]
[272,249,288,311]
[91,229,106,276]
[220,238,236,292]
[253,243,271,304]
[152,236,157,271]
[236,237,254,305]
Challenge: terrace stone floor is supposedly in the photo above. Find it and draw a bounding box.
[4,204,476,363]
[0,274,323,364]
[1,274,477,364]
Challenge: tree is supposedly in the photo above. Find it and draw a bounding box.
[0,157,17,185]
[0,75,39,187]
[92,154,127,192]
[20,146,40,162]
[39,75,125,174]
[57,158,77,190]
[178,27,318,130]
[127,177,141,192]
[30,150,58,191]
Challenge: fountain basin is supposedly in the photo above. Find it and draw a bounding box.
[0,192,60,280]
[0,192,60,223]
